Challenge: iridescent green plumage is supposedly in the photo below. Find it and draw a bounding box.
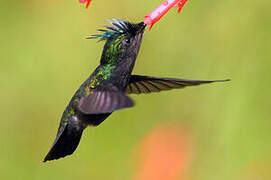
[85,64,116,94]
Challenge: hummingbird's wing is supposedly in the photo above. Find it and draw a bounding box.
[77,90,134,114]
[126,75,229,94]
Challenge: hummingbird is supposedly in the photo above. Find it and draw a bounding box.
[43,19,229,162]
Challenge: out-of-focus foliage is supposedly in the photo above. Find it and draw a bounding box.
[1,0,271,179]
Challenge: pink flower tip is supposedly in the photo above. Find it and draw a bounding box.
[143,16,154,31]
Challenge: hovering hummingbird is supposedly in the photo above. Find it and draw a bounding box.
[43,19,229,162]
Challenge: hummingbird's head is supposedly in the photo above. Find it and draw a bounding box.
[89,19,146,65]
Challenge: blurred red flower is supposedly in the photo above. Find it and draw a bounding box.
[134,124,192,180]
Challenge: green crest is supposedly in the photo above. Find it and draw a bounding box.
[88,19,144,41]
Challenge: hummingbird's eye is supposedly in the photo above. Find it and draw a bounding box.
[124,38,131,44]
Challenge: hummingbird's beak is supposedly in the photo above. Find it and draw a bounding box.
[137,22,146,34]
[134,22,146,43]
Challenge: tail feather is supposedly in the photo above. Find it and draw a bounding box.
[43,123,83,162]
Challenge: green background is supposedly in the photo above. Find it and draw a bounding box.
[1,0,271,179]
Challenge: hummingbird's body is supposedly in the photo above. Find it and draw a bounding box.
[44,19,228,162]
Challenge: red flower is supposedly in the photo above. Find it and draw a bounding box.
[79,0,92,8]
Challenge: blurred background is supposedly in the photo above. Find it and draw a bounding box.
[1,0,271,179]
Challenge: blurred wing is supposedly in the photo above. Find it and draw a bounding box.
[77,90,134,114]
[126,75,229,94]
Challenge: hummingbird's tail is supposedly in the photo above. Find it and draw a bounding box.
[43,123,84,162]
